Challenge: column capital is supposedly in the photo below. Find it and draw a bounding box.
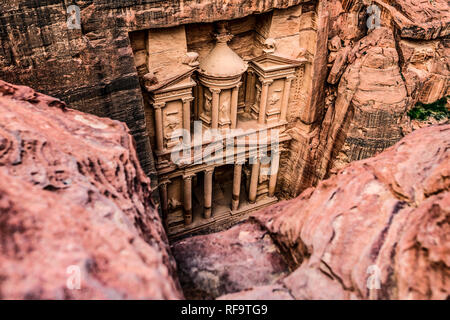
[205,167,215,174]
[182,97,195,103]
[235,81,243,89]
[183,173,196,181]
[153,102,166,109]
[286,75,297,81]
[247,68,255,74]
[210,88,221,94]
[159,178,171,186]
[259,78,274,86]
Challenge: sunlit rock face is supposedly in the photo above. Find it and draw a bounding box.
[0,80,183,299]
[174,124,449,300]
[308,0,450,190]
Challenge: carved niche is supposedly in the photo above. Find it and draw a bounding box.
[218,91,232,128]
[200,89,213,126]
[163,100,183,149]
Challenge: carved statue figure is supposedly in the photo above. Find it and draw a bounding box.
[182,52,200,67]
[168,198,182,210]
[164,115,181,139]
[263,38,276,54]
[219,100,230,123]
[254,85,261,109]
[269,89,282,107]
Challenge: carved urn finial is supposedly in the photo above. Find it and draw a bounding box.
[214,21,233,44]
[263,38,276,54]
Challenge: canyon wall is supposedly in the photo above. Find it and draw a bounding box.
[279,0,449,197]
[0,80,182,299]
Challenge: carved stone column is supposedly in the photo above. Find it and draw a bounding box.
[230,83,241,129]
[245,70,255,112]
[183,174,194,225]
[153,102,165,151]
[249,157,260,204]
[211,88,221,129]
[196,85,203,120]
[258,79,273,125]
[280,76,295,121]
[231,162,243,211]
[268,151,280,197]
[204,168,214,219]
[182,97,194,134]
[159,179,170,218]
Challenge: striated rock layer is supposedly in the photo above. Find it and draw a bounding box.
[174,125,449,300]
[0,80,183,299]
[276,0,449,197]
[287,0,450,194]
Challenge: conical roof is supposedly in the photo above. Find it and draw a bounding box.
[199,25,247,78]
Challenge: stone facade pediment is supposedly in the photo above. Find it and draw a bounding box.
[251,54,305,73]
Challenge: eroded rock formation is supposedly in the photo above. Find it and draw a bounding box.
[0,80,182,299]
[174,124,449,300]
[299,0,450,189]
[172,222,289,299]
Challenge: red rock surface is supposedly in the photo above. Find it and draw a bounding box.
[305,0,450,189]
[172,222,289,299]
[0,80,183,299]
[253,124,450,299]
[175,124,449,300]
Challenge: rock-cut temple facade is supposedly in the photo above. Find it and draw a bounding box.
[130,6,311,239]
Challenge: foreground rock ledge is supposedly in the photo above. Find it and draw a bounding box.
[0,80,183,299]
[174,125,449,300]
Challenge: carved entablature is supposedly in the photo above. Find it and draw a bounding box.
[248,54,306,124]
[146,69,196,154]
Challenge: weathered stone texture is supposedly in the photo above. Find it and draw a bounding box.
[302,0,450,192]
[251,124,450,300]
[174,125,449,300]
[172,221,289,299]
[0,80,182,299]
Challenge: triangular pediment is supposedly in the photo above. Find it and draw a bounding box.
[251,54,304,71]
[147,67,197,93]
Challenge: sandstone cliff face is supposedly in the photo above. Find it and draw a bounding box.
[174,125,449,300]
[321,27,410,173]
[276,0,449,197]
[312,0,450,183]
[0,81,182,299]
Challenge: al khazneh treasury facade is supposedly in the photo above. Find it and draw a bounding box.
[130,5,314,239]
